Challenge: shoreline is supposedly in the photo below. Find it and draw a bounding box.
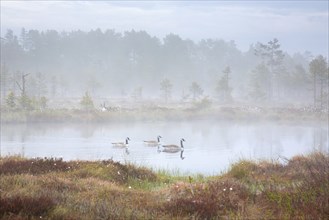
[1,106,327,124]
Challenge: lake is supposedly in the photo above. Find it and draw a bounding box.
[1,120,328,175]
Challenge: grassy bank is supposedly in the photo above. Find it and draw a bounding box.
[1,105,327,123]
[1,152,328,219]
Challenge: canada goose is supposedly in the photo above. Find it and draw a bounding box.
[161,138,185,153]
[144,135,162,146]
[112,137,130,148]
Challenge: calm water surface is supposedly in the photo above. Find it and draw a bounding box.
[1,120,328,175]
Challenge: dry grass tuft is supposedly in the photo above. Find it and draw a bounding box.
[164,179,250,218]
[260,152,329,219]
[0,195,55,218]
[0,157,73,175]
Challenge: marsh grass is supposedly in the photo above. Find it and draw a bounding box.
[0,195,55,217]
[1,105,326,123]
[164,178,250,219]
[1,152,328,219]
[226,152,329,219]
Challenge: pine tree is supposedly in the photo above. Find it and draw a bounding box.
[248,63,270,102]
[255,38,284,101]
[19,94,32,110]
[309,55,328,109]
[80,92,94,111]
[189,82,203,101]
[6,91,16,109]
[39,96,48,110]
[216,66,232,103]
[160,78,172,103]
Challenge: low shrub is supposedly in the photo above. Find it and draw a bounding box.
[0,157,73,175]
[165,179,250,219]
[0,195,55,217]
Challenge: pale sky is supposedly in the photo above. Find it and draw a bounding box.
[1,1,328,56]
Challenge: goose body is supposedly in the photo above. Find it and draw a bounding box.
[144,135,162,146]
[161,138,185,153]
[112,137,130,148]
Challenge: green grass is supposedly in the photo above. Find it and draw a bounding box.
[1,152,328,219]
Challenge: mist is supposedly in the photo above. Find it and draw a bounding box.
[1,2,329,218]
[1,1,328,172]
[0,28,326,107]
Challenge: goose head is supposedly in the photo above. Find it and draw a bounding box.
[157,135,162,142]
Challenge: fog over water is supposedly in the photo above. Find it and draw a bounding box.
[1,120,327,175]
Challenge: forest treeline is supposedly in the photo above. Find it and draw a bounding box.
[0,28,328,109]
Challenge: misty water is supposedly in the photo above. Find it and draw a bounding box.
[1,120,328,175]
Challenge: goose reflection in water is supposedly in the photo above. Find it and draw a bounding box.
[158,138,186,160]
[159,138,185,152]
[158,148,185,160]
[143,135,162,147]
[180,150,185,160]
[112,137,130,148]
[112,137,130,155]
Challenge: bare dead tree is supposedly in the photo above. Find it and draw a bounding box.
[16,73,30,96]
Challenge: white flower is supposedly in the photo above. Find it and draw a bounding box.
[230,187,233,191]
[117,171,121,175]
[223,188,226,191]
[128,186,132,189]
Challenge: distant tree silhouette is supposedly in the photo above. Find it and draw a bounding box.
[255,38,284,101]
[80,92,94,111]
[160,78,172,103]
[189,82,203,101]
[216,66,232,103]
[309,55,328,108]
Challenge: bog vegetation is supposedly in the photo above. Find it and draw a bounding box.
[1,152,328,219]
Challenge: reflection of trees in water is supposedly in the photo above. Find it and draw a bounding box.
[76,124,98,139]
[191,121,211,139]
[20,135,26,157]
[218,126,232,150]
[3,124,30,156]
[2,124,28,142]
[313,125,328,152]
[18,124,51,156]
[294,127,306,143]
[252,125,283,159]
[212,122,238,151]
[191,121,239,151]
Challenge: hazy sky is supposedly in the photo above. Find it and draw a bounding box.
[1,1,328,56]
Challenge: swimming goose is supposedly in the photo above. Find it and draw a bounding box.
[144,135,162,146]
[112,137,130,148]
[161,138,185,153]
